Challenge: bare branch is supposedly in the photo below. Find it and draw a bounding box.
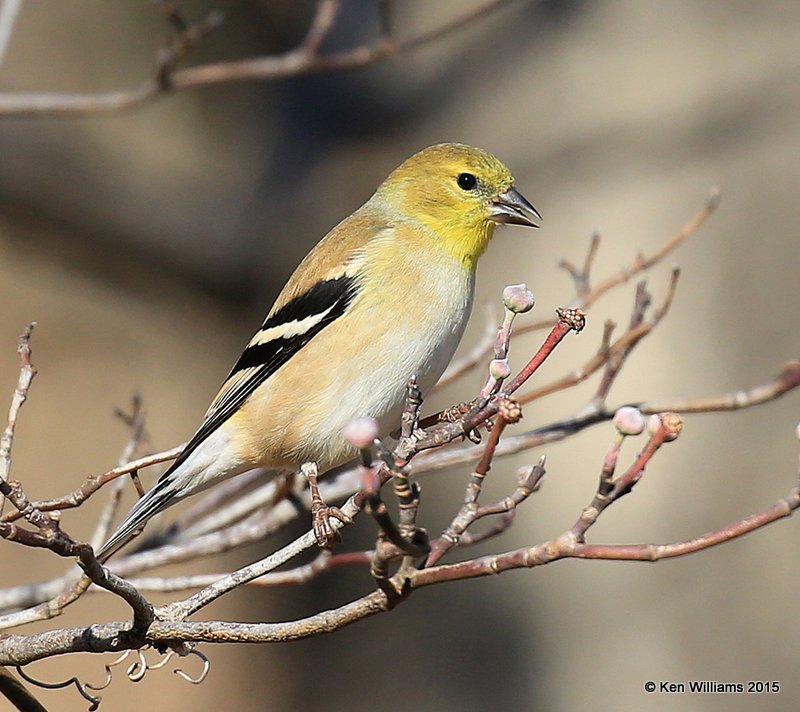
[572,487,800,560]
[0,1,521,117]
[0,323,37,518]
[2,446,183,523]
[2,463,797,667]
[641,360,800,414]
[0,189,796,681]
[0,0,22,69]
[427,400,526,567]
[516,188,719,336]
[558,228,601,300]
[518,270,678,406]
[157,492,362,621]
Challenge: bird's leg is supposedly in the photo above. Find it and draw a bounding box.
[398,376,428,445]
[301,461,352,548]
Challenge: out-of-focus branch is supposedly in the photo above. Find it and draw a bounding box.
[0,665,48,712]
[0,0,521,117]
[90,396,150,552]
[0,0,22,69]
[495,190,719,349]
[640,360,800,414]
[562,188,719,313]
[518,268,679,406]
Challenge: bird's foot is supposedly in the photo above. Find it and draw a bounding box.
[311,501,352,548]
[301,461,352,548]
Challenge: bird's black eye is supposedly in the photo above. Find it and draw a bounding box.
[457,172,478,191]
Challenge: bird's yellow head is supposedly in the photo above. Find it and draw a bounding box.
[375,143,540,269]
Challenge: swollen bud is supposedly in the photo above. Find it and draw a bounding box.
[342,417,379,449]
[661,412,683,441]
[646,414,662,436]
[647,412,683,441]
[613,406,645,436]
[502,283,535,313]
[489,358,511,381]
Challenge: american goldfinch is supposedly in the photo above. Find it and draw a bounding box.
[97,143,540,559]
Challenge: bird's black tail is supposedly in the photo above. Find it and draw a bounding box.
[95,474,180,561]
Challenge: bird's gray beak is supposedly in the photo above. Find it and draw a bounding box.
[489,187,542,228]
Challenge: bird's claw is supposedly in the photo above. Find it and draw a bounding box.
[411,426,427,441]
[311,502,352,548]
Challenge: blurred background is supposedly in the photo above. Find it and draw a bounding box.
[0,1,798,710]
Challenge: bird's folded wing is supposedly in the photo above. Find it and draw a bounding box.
[159,274,360,480]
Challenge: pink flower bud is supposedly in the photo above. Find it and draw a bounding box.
[646,414,662,436]
[342,417,378,449]
[502,283,535,313]
[660,412,683,441]
[489,358,511,380]
[613,406,645,435]
[646,412,683,441]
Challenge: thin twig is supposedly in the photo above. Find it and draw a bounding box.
[518,270,678,405]
[0,475,154,639]
[2,445,183,523]
[157,493,362,621]
[516,189,718,336]
[640,360,800,414]
[558,228,601,300]
[426,408,512,567]
[2,472,798,667]
[0,1,520,117]
[0,323,37,518]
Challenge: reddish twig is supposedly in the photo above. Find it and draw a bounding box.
[571,413,683,541]
[571,488,800,560]
[426,399,546,567]
[518,270,678,405]
[402,308,584,459]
